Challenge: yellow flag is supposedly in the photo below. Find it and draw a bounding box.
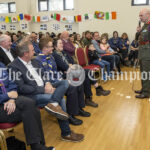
[5,16,9,23]
[17,15,20,22]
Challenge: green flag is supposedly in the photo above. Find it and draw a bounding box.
[105,12,109,20]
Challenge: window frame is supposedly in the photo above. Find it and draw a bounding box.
[0,2,16,14]
[8,2,16,13]
[38,0,74,12]
[38,0,49,12]
[132,0,150,6]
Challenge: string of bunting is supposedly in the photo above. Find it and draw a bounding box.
[0,11,117,24]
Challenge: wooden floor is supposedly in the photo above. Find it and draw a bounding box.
[13,67,150,150]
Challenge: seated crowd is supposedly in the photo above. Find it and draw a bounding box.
[0,29,138,149]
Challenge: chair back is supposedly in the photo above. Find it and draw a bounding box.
[75,48,87,67]
[0,130,7,150]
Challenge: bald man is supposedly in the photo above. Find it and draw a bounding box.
[135,8,150,99]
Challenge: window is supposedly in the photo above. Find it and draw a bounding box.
[0,2,16,14]
[132,0,150,5]
[38,0,74,12]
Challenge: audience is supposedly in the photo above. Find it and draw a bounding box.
[0,62,55,150]
[8,39,84,142]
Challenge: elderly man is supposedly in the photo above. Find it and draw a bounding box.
[0,34,16,66]
[135,8,150,99]
[8,39,84,142]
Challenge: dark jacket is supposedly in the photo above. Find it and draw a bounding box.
[88,50,99,63]
[8,58,48,96]
[0,47,17,66]
[0,62,17,104]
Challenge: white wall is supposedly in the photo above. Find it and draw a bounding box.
[0,0,149,41]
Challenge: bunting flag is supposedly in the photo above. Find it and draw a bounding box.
[111,12,117,20]
[32,16,36,22]
[37,16,40,22]
[12,17,17,23]
[5,16,9,23]
[17,15,21,22]
[41,16,49,22]
[54,13,60,21]
[105,12,109,20]
[77,15,82,22]
[8,17,11,23]
[61,15,67,22]
[85,14,89,20]
[24,14,29,21]
[19,13,24,20]
[95,11,104,20]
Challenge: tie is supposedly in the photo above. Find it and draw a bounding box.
[0,80,7,94]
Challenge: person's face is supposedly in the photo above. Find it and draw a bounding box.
[13,35,18,42]
[86,33,91,39]
[77,34,81,41]
[102,38,107,44]
[89,44,95,51]
[27,44,35,60]
[122,35,127,39]
[69,36,74,42]
[139,11,149,23]
[44,41,53,55]
[94,33,100,40]
[113,32,118,38]
[57,40,63,51]
[3,37,12,50]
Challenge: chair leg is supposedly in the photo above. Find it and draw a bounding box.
[0,130,8,150]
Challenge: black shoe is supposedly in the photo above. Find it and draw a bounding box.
[31,144,55,150]
[78,109,91,117]
[96,89,111,96]
[85,97,98,107]
[135,94,149,99]
[69,116,83,125]
[135,90,142,94]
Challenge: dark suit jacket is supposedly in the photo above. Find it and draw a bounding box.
[8,58,48,96]
[0,47,17,66]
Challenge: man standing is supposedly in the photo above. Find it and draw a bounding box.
[135,8,150,99]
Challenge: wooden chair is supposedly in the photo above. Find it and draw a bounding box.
[75,47,101,82]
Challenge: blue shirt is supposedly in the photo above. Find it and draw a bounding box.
[36,53,62,83]
[32,42,41,54]
[0,62,17,104]
[108,37,120,50]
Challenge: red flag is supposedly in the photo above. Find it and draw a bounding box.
[37,16,40,22]
[56,14,60,21]
[77,15,82,22]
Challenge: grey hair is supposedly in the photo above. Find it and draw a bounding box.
[16,38,32,57]
[0,34,10,44]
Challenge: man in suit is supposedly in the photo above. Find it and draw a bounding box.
[0,62,55,150]
[0,34,16,66]
[135,8,150,99]
[8,39,84,142]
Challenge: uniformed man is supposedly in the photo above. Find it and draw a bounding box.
[135,8,150,99]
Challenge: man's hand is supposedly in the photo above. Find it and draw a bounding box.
[4,99,16,115]
[7,91,18,99]
[99,58,101,61]
[127,41,130,45]
[45,83,55,94]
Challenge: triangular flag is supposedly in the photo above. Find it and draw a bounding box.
[5,16,9,23]
[37,16,40,22]
[74,16,78,22]
[19,13,24,20]
[24,14,28,20]
[105,12,109,20]
[27,15,31,21]
[12,17,17,23]
[112,12,117,20]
